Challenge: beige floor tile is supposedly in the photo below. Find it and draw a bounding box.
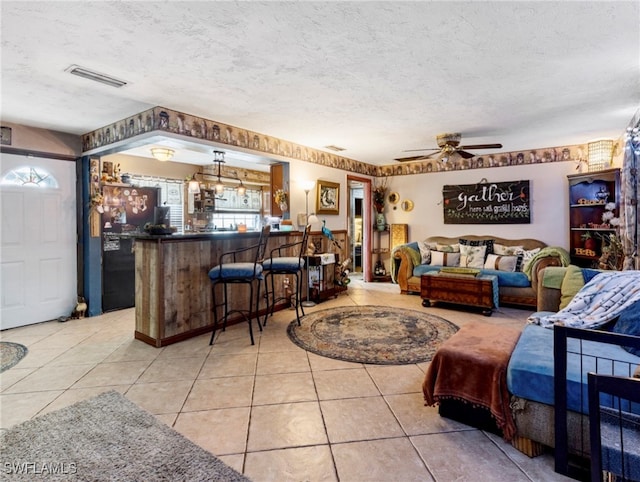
[245,445,337,482]
[332,437,434,482]
[126,380,193,414]
[30,332,91,350]
[385,392,473,436]
[48,343,119,366]
[307,352,364,371]
[0,390,63,429]
[252,372,317,405]
[174,407,250,456]
[11,345,68,368]
[217,454,245,475]
[0,367,36,392]
[320,396,404,443]
[155,412,178,427]
[40,386,129,415]
[137,356,205,383]
[198,353,257,379]
[156,333,212,359]
[247,401,327,451]
[255,350,310,375]
[366,364,425,395]
[183,376,254,411]
[256,331,300,353]
[313,368,379,400]
[484,432,573,481]
[72,360,151,388]
[4,364,95,393]
[103,339,163,362]
[210,330,260,355]
[412,430,531,481]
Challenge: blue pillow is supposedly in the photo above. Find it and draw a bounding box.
[582,268,602,284]
[612,298,640,356]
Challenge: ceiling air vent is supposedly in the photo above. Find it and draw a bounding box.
[324,145,346,152]
[65,65,127,88]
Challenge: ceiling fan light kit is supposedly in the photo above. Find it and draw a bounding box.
[395,132,503,163]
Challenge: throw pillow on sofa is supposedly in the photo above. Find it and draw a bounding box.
[484,253,519,272]
[459,238,494,257]
[494,243,523,256]
[417,240,433,264]
[430,251,461,267]
[517,247,541,272]
[436,243,460,253]
[559,265,587,310]
[612,297,640,356]
[460,244,486,269]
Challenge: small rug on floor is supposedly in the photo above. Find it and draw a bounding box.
[0,342,28,373]
[287,305,458,365]
[0,390,250,481]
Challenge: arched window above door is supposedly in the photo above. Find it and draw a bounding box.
[0,166,59,188]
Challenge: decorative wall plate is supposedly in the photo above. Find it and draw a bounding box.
[388,192,399,204]
[401,200,414,212]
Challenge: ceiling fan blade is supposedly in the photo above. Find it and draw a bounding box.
[457,150,476,159]
[394,154,436,162]
[401,148,439,153]
[459,143,503,150]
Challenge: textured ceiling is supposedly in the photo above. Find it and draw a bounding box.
[1,1,639,166]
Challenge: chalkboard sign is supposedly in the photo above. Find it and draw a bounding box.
[443,180,530,224]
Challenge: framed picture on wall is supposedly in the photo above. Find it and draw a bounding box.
[316,180,340,215]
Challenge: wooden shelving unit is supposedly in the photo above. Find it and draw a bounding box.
[567,168,620,268]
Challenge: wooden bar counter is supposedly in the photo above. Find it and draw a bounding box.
[131,229,347,347]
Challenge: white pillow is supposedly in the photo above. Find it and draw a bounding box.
[517,247,541,271]
[460,244,487,269]
[430,251,461,267]
[484,253,518,272]
[494,243,524,256]
[417,240,431,264]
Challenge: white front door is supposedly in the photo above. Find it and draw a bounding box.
[0,153,77,329]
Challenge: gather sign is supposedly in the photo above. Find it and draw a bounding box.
[442,180,531,224]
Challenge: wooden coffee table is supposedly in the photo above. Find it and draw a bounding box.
[420,272,496,316]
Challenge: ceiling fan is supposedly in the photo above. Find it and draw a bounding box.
[394,133,502,163]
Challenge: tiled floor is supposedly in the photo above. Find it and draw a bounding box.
[1,279,572,481]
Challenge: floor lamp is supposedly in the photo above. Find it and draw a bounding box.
[301,181,317,307]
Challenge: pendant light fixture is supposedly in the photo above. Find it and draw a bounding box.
[213,150,226,195]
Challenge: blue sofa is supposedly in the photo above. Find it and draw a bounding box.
[393,235,565,307]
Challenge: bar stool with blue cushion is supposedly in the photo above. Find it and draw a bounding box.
[262,225,310,327]
[208,225,270,345]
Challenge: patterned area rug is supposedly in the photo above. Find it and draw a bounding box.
[288,305,458,365]
[0,342,28,373]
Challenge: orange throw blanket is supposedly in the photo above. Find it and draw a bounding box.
[423,322,521,441]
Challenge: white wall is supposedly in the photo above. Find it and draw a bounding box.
[383,161,578,248]
[287,161,366,232]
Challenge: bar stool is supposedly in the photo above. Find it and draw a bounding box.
[262,224,310,327]
[208,225,270,345]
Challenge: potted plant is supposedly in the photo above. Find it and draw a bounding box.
[372,178,388,231]
[581,232,596,251]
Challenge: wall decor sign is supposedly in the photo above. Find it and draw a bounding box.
[442,180,530,224]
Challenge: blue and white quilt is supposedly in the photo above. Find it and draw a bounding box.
[528,271,640,329]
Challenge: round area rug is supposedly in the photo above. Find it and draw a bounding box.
[287,305,458,365]
[0,341,28,372]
